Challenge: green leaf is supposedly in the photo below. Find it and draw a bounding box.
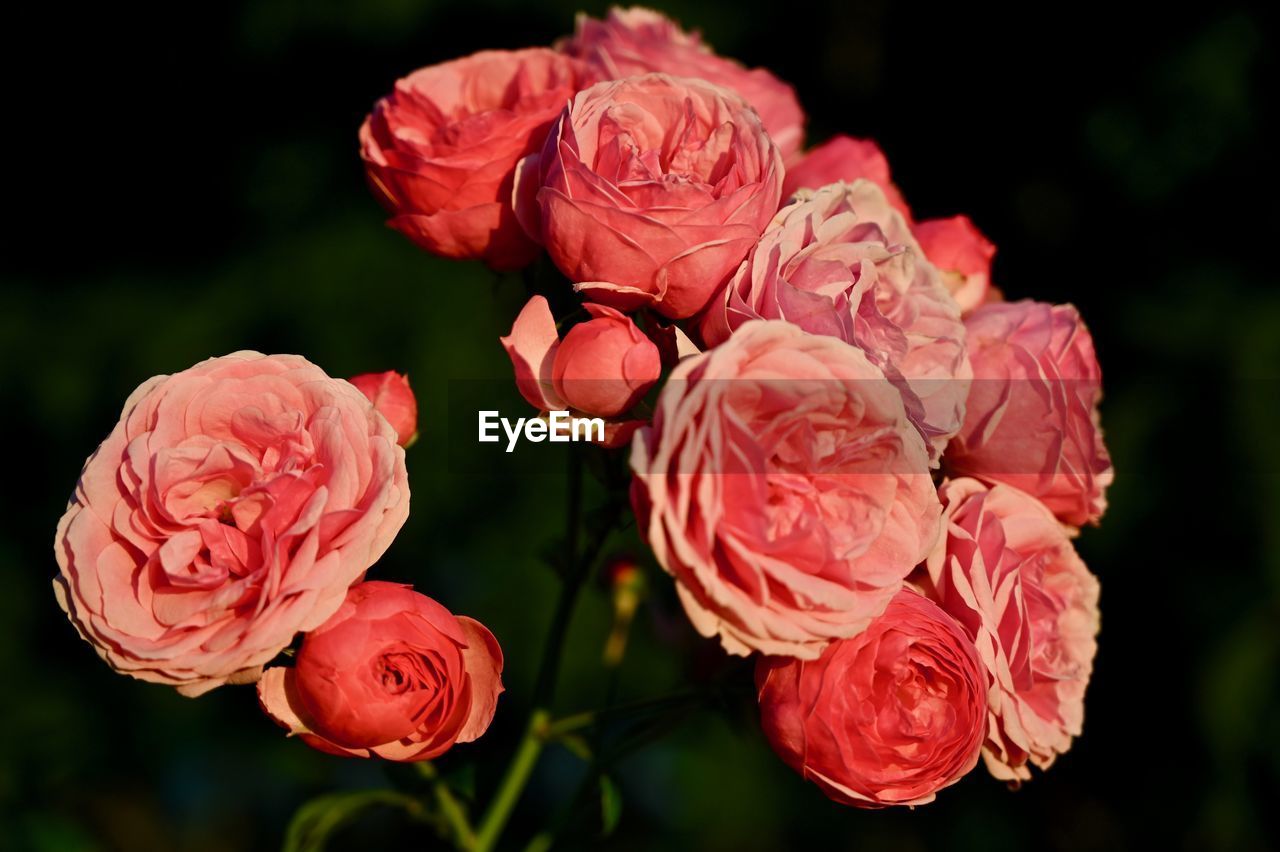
[599,775,622,837]
[557,733,594,762]
[282,789,424,852]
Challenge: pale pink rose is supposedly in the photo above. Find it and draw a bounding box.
[782,135,911,217]
[360,49,591,270]
[756,588,987,807]
[560,7,805,158]
[53,353,410,696]
[515,73,784,319]
[925,478,1100,782]
[630,320,941,658]
[348,371,418,447]
[946,301,1112,526]
[699,181,971,461]
[258,581,503,762]
[499,295,656,442]
[914,215,996,315]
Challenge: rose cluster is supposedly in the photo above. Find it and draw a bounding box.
[54,357,503,762]
[53,4,1113,814]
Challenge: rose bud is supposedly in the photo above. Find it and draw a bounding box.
[501,295,659,422]
[699,181,970,462]
[945,301,1113,526]
[53,352,410,696]
[560,6,806,158]
[782,135,912,217]
[925,478,1101,782]
[631,320,940,659]
[913,215,997,315]
[360,49,591,271]
[258,582,504,762]
[551,305,661,418]
[515,74,784,319]
[755,589,987,807]
[348,370,418,447]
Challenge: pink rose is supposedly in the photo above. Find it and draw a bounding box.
[258,581,503,762]
[782,135,911,217]
[699,181,971,461]
[53,352,410,696]
[630,320,941,658]
[360,49,590,271]
[946,301,1113,526]
[925,478,1101,782]
[755,588,987,807]
[500,295,660,420]
[560,7,805,158]
[348,370,418,447]
[914,215,996,315]
[515,73,784,319]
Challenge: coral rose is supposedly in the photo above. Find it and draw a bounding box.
[561,6,805,158]
[348,370,418,447]
[782,135,911,216]
[515,73,784,319]
[755,588,987,807]
[53,352,410,696]
[360,48,590,270]
[946,301,1113,526]
[913,215,996,314]
[699,181,971,461]
[630,320,941,658]
[925,478,1101,782]
[258,581,503,761]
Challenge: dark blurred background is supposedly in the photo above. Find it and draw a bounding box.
[2,1,1277,850]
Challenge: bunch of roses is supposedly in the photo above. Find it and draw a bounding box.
[54,5,1112,813]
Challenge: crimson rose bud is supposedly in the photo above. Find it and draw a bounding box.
[349,371,418,447]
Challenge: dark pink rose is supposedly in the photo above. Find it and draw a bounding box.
[360,49,591,270]
[756,589,987,807]
[946,301,1113,526]
[348,371,418,447]
[258,582,503,762]
[782,135,911,217]
[561,7,805,158]
[925,478,1101,782]
[914,215,996,315]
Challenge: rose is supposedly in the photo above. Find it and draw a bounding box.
[500,295,661,419]
[53,352,410,696]
[560,6,805,158]
[755,588,987,807]
[945,301,1113,526]
[699,181,971,460]
[257,581,503,761]
[360,48,590,271]
[630,320,941,658]
[782,134,911,216]
[914,215,996,314]
[925,478,1101,782]
[515,73,784,319]
[348,370,418,447]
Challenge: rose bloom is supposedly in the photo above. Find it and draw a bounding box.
[560,6,805,158]
[946,301,1113,526]
[925,478,1101,782]
[348,370,418,447]
[360,48,590,271]
[53,352,410,696]
[515,73,784,319]
[630,320,940,658]
[258,581,503,761]
[782,135,911,216]
[756,589,987,807]
[913,215,996,314]
[501,295,661,419]
[699,181,971,461]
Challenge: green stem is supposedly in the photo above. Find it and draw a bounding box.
[472,709,551,852]
[416,763,477,850]
[544,690,706,740]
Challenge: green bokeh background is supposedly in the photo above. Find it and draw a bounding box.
[2,1,1277,849]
